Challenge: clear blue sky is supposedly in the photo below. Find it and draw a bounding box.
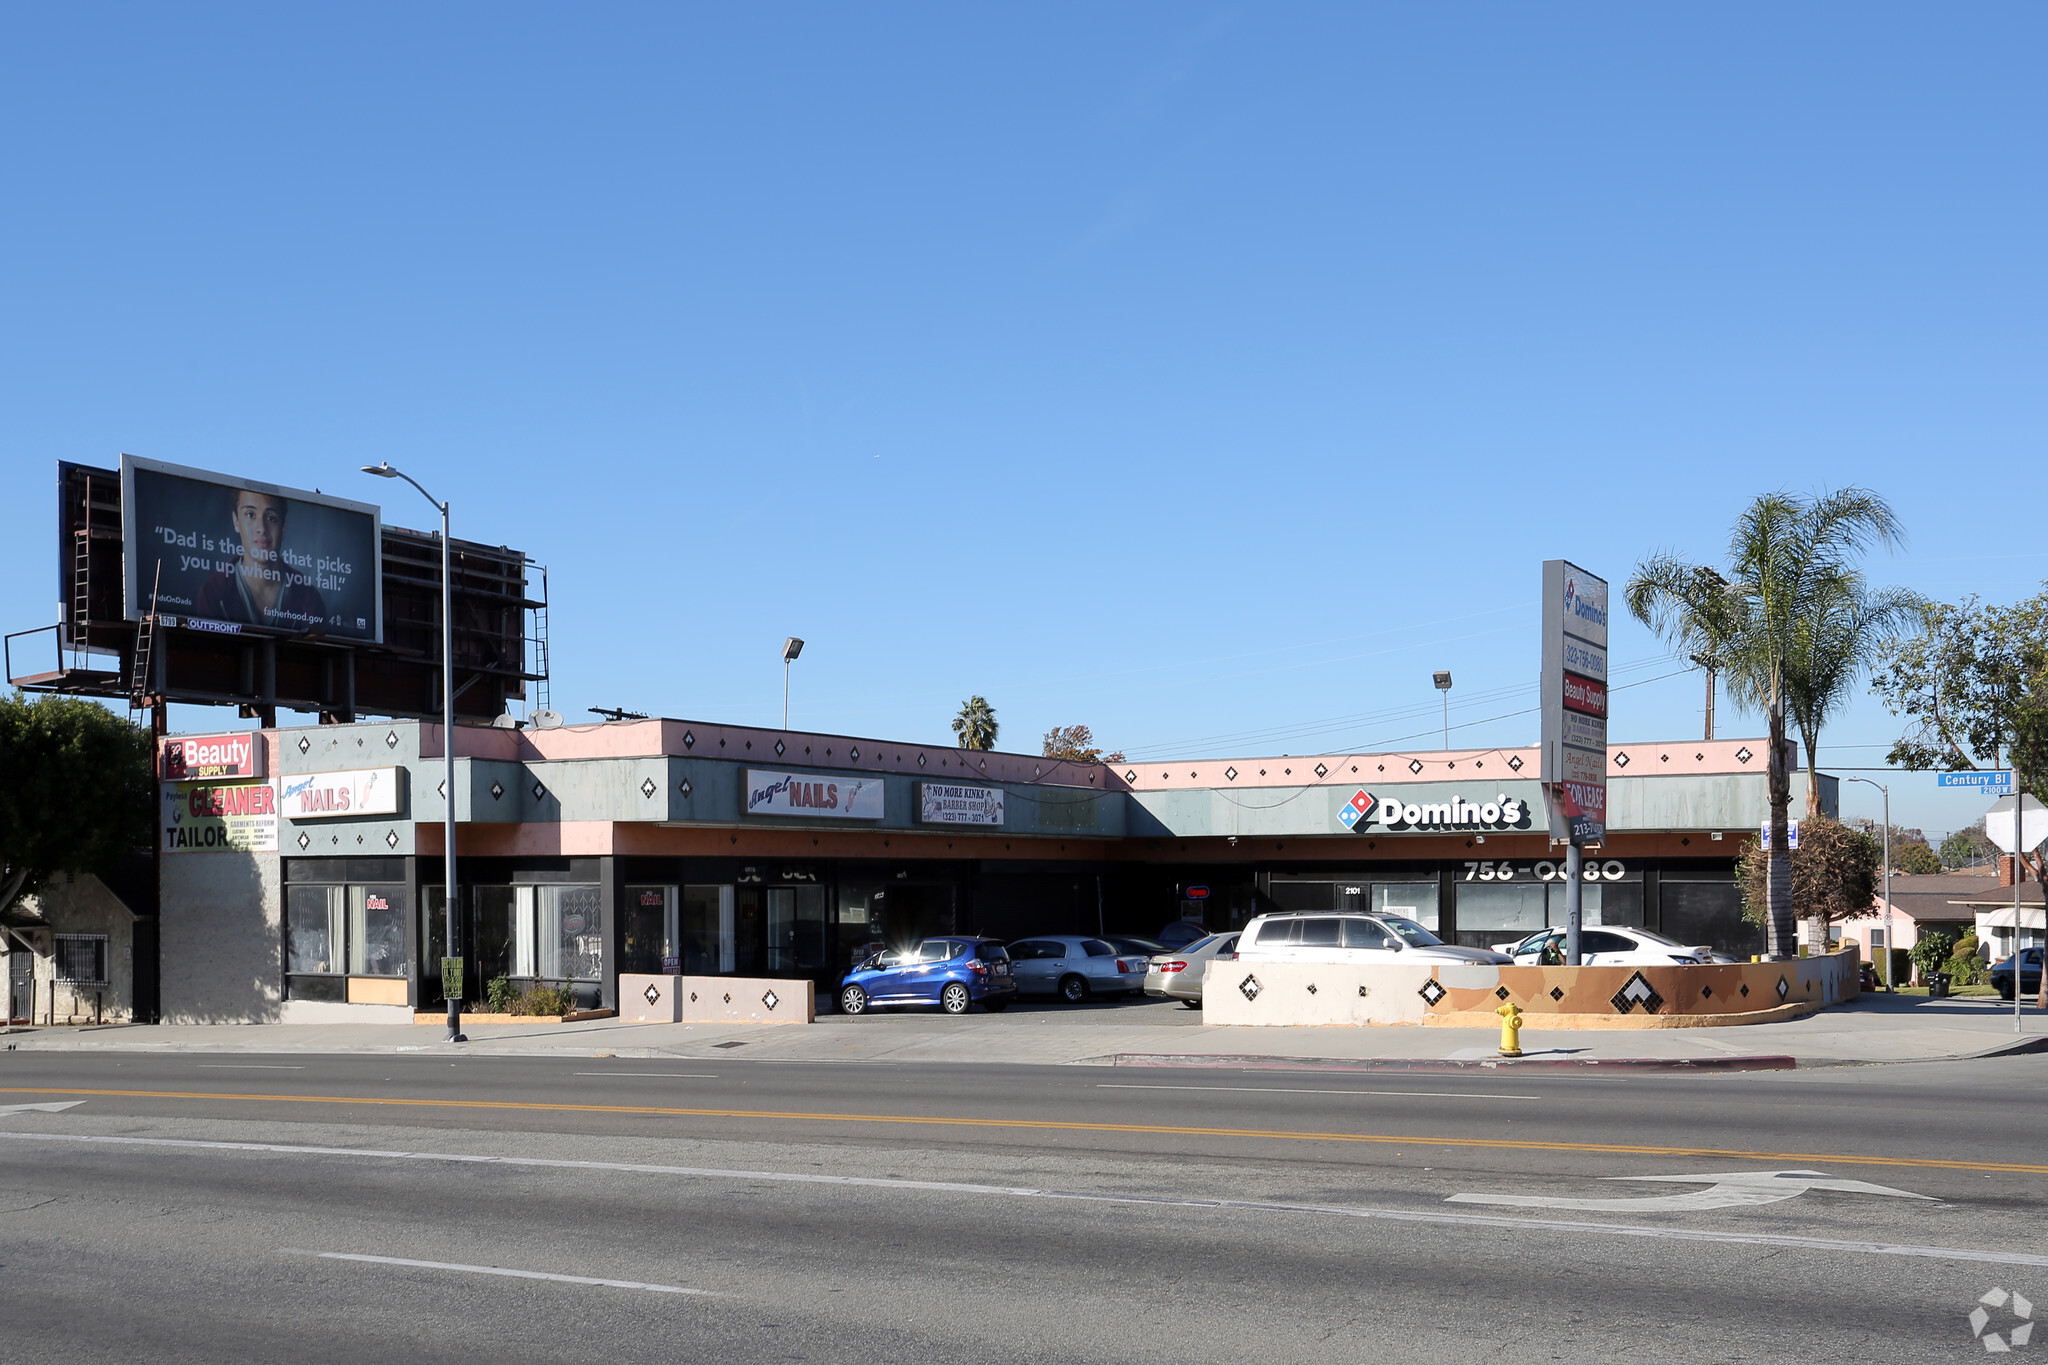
[3,5,2042,840]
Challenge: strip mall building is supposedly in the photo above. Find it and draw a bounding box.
[157,717,1831,1023]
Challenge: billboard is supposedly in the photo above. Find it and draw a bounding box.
[1540,559,1609,845]
[121,455,383,642]
[744,770,886,819]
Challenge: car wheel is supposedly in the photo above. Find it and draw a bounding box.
[982,999,1009,1013]
[1181,998,1202,1009]
[839,985,869,1015]
[940,982,971,1015]
[1059,973,1091,1003]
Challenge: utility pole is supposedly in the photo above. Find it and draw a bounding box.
[1690,653,1718,741]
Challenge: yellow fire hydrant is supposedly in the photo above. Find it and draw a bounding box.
[1496,1002,1524,1057]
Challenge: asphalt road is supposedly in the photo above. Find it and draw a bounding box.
[2,1051,2044,1363]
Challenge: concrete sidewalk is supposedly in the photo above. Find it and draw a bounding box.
[4,991,2045,1068]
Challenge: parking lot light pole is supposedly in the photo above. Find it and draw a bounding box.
[361,462,464,1044]
[1843,776,1891,989]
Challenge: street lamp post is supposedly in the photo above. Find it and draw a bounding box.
[361,462,464,1044]
[1843,776,1892,990]
[1433,671,1452,750]
[782,637,804,729]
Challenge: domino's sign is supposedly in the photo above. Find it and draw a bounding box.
[1341,789,1532,834]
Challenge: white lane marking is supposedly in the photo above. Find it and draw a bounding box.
[4,1129,2040,1269]
[198,1064,307,1070]
[0,1101,84,1116]
[572,1073,718,1079]
[1098,1084,1540,1101]
[1448,1169,1936,1212]
[282,1249,706,1294]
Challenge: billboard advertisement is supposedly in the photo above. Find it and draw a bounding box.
[162,779,278,853]
[744,770,886,820]
[121,455,383,642]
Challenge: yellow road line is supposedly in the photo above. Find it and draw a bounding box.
[1,1085,2042,1176]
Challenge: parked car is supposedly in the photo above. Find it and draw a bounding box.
[1007,936,1150,1001]
[838,938,1016,1015]
[1493,927,1713,966]
[1235,912,1510,965]
[1102,935,1170,960]
[1145,933,1240,1008]
[1154,920,1211,950]
[1989,947,2044,1001]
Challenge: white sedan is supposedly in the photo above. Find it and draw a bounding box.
[1143,932,1240,1008]
[1494,927,1714,966]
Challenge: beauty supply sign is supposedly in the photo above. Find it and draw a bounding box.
[162,731,264,781]
[162,779,278,853]
[918,782,1005,827]
[280,767,404,819]
[1541,559,1609,845]
[744,770,886,820]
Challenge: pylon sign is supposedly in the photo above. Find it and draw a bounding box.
[1541,559,1609,845]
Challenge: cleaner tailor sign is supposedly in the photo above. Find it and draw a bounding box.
[162,779,278,852]
[744,769,886,820]
[1339,789,1533,833]
[280,767,403,819]
[918,782,1005,826]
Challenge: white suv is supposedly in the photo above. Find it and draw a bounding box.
[1235,912,1511,965]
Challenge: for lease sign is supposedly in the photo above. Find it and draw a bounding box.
[163,731,263,780]
[163,779,277,852]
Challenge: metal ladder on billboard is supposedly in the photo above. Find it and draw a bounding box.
[528,564,551,720]
[127,564,162,728]
[69,476,95,672]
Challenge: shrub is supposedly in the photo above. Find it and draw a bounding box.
[485,977,515,1011]
[483,978,578,1016]
[1910,930,1957,983]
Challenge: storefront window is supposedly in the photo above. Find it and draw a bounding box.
[1458,882,1548,933]
[622,885,677,975]
[1372,882,1439,930]
[767,886,829,975]
[537,885,603,982]
[287,886,344,975]
[348,885,408,977]
[681,885,728,973]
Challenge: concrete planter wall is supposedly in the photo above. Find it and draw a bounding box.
[620,973,815,1025]
[1203,951,1860,1028]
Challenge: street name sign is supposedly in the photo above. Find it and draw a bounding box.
[1939,770,2015,795]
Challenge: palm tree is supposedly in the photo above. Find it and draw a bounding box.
[1625,489,1908,959]
[1784,572,1924,816]
[951,696,998,751]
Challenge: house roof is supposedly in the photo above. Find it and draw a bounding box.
[1878,870,2041,923]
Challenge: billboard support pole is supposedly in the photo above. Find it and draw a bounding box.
[1565,843,1583,967]
[363,462,464,1045]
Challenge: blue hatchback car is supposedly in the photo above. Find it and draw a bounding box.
[838,937,1017,1015]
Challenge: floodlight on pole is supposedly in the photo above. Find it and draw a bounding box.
[361,462,465,1044]
[1433,671,1453,750]
[782,637,804,729]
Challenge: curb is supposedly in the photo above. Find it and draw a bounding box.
[1966,1035,2048,1060]
[1097,1052,1799,1074]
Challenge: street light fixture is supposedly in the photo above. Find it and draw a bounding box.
[1433,671,1453,750]
[1842,776,1892,990]
[361,461,464,1044]
[781,637,804,730]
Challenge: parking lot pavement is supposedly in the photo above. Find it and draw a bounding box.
[5,989,2045,1068]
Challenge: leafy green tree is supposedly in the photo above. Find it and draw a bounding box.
[1892,841,1941,876]
[1041,724,1124,764]
[1910,928,1957,985]
[1940,822,1993,868]
[0,693,155,917]
[951,696,999,751]
[1736,816,1881,955]
[1628,488,1910,958]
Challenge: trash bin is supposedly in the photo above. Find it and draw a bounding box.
[1927,973,1951,999]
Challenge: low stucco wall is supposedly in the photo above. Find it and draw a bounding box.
[622,973,815,1025]
[1203,951,1860,1028]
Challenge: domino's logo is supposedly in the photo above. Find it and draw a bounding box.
[1338,790,1376,829]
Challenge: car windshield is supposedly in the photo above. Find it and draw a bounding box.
[1183,935,1218,954]
[1378,916,1444,947]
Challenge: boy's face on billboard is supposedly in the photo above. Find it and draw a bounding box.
[232,492,285,560]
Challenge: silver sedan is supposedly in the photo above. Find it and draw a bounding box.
[1144,932,1240,1008]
